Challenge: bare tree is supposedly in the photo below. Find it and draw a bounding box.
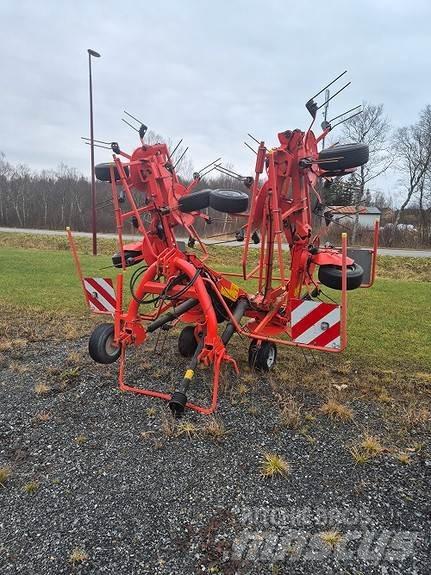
[145,130,194,180]
[392,105,431,241]
[341,102,392,242]
[0,152,13,223]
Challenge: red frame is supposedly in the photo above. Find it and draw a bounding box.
[67,118,378,415]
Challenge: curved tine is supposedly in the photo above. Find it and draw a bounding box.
[329,105,362,124]
[197,157,222,174]
[317,82,351,111]
[169,139,183,159]
[244,142,258,155]
[124,110,144,124]
[308,70,348,102]
[122,118,139,132]
[331,110,363,130]
[248,133,261,145]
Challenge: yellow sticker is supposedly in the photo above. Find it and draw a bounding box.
[220,283,240,302]
[184,369,194,380]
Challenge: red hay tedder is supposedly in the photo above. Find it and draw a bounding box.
[68,71,379,417]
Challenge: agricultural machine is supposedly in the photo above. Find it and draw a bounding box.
[68,71,378,416]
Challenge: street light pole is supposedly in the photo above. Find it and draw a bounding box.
[321,88,330,150]
[87,48,101,256]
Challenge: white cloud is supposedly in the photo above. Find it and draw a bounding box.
[0,0,429,201]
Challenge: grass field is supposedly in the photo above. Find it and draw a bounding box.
[1,233,430,575]
[0,232,430,370]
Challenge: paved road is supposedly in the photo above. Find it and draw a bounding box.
[1,226,431,258]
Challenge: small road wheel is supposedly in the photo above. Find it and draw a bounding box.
[178,189,211,213]
[318,143,369,171]
[178,325,198,357]
[318,262,364,290]
[248,340,277,371]
[89,323,121,364]
[209,189,249,213]
[95,162,129,182]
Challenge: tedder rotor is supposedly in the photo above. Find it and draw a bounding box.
[68,72,379,417]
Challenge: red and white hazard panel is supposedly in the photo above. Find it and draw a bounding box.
[290,299,341,349]
[83,277,116,313]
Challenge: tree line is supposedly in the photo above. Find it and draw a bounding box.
[321,103,431,246]
[1,104,431,246]
[0,150,247,237]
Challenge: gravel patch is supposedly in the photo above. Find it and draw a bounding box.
[0,337,429,574]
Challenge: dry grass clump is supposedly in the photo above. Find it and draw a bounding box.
[319,399,353,421]
[176,421,200,440]
[349,446,372,465]
[0,466,12,487]
[66,351,81,365]
[260,453,289,478]
[34,383,50,396]
[160,411,176,438]
[0,338,27,352]
[376,388,393,403]
[60,367,80,382]
[395,452,411,465]
[8,360,29,374]
[69,548,89,565]
[279,396,303,429]
[74,434,88,445]
[401,404,430,429]
[319,530,343,549]
[360,434,384,455]
[348,433,385,465]
[33,411,51,423]
[203,417,228,441]
[22,480,39,494]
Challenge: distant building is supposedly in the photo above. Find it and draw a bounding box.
[328,206,381,229]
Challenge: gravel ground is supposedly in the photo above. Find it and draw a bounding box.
[0,336,429,575]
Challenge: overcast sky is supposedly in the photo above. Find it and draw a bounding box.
[1,0,430,199]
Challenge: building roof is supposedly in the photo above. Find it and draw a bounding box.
[328,205,381,215]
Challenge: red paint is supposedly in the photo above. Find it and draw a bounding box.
[66,99,378,415]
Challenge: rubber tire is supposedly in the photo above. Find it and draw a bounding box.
[178,325,198,357]
[178,189,210,213]
[248,340,277,372]
[209,189,249,213]
[95,162,129,182]
[318,143,369,172]
[318,263,364,291]
[89,323,121,364]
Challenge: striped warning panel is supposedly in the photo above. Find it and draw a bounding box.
[83,277,116,313]
[290,299,341,349]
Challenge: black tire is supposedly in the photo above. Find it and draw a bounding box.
[178,325,198,357]
[318,262,364,291]
[209,189,249,213]
[248,340,277,371]
[89,323,121,364]
[318,143,369,172]
[178,189,211,213]
[95,162,129,182]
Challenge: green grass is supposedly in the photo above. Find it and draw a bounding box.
[0,233,430,370]
[0,247,116,314]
